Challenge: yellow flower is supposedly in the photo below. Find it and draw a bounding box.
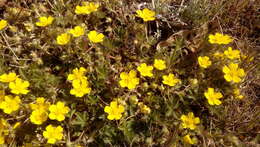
[43,125,63,144]
[0,119,9,144]
[0,20,7,30]
[0,95,21,114]
[162,73,180,87]
[9,78,30,95]
[87,30,104,43]
[30,109,48,125]
[35,16,54,27]
[56,33,70,45]
[136,8,156,22]
[70,79,91,97]
[49,101,70,121]
[198,56,212,68]
[67,67,87,83]
[222,63,245,83]
[119,70,140,90]
[30,97,50,111]
[183,134,197,145]
[153,59,166,70]
[0,72,18,83]
[224,47,241,60]
[69,26,85,37]
[208,33,233,44]
[233,88,244,99]
[104,101,125,120]
[0,135,4,144]
[180,112,200,130]
[204,88,223,105]
[75,2,99,15]
[138,102,151,114]
[137,63,153,77]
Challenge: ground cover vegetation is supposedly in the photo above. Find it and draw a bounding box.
[0,0,259,146]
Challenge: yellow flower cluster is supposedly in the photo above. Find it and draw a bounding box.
[119,59,181,89]
[196,33,246,106]
[104,101,125,120]
[68,67,91,97]
[0,72,30,95]
[29,97,50,125]
[0,72,30,114]
[56,30,104,45]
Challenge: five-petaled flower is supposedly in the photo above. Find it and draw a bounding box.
[43,125,63,144]
[104,101,125,120]
[0,19,7,30]
[69,26,85,37]
[70,79,91,97]
[67,67,87,83]
[222,63,245,83]
[224,47,241,60]
[154,59,166,70]
[56,33,71,45]
[136,8,156,22]
[75,2,99,15]
[35,16,54,27]
[49,101,70,121]
[119,70,140,90]
[87,30,104,43]
[30,109,48,125]
[204,88,223,105]
[208,33,233,44]
[180,112,200,130]
[0,95,21,114]
[137,63,153,77]
[162,73,180,87]
[0,72,18,83]
[9,78,30,95]
[198,56,212,68]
